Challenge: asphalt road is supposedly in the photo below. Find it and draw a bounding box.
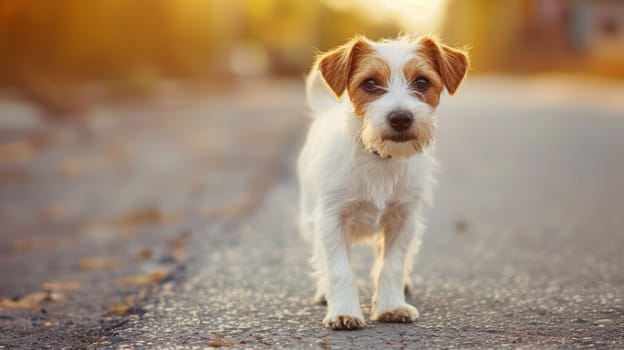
[0,76,623,349]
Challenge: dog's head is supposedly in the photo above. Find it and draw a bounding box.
[317,35,468,158]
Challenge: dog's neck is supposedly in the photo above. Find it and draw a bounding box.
[371,149,391,159]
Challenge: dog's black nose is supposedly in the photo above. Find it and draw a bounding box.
[387,110,413,132]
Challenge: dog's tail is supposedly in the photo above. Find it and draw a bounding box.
[305,65,342,116]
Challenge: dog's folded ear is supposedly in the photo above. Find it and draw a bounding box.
[418,36,469,95]
[317,36,371,98]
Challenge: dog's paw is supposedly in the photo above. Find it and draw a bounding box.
[323,314,366,330]
[372,304,419,323]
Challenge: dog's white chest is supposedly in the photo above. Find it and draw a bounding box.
[351,157,410,208]
[342,201,385,240]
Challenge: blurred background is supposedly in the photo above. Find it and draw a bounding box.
[1,0,623,116]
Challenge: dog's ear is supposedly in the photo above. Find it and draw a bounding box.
[317,37,370,98]
[418,35,469,95]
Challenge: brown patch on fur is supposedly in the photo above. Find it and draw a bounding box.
[317,36,391,118]
[402,56,443,107]
[347,54,391,118]
[417,35,469,95]
[317,36,374,98]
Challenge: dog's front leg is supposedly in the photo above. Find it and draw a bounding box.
[371,204,420,322]
[316,211,365,330]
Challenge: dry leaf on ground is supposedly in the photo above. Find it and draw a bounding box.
[102,143,129,162]
[79,257,121,271]
[0,291,63,310]
[0,138,41,164]
[137,248,153,261]
[108,295,137,315]
[112,208,174,227]
[42,202,64,221]
[108,302,131,315]
[41,281,81,291]
[58,157,85,179]
[82,208,181,230]
[115,271,168,286]
[169,232,191,250]
[81,208,181,230]
[13,238,57,254]
[169,232,192,262]
[207,340,235,348]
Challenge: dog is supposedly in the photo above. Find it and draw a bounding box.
[297,34,468,330]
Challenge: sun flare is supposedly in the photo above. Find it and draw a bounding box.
[321,0,448,30]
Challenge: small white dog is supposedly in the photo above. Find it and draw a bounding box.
[297,35,468,330]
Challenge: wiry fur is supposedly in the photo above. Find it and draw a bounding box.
[298,35,468,330]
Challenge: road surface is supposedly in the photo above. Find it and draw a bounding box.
[0,76,623,348]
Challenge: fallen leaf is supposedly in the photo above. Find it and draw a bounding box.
[0,291,62,310]
[41,281,81,291]
[594,318,613,325]
[205,196,252,221]
[170,248,186,262]
[13,238,57,254]
[102,143,130,163]
[0,292,47,310]
[137,287,149,300]
[115,271,168,286]
[169,232,191,249]
[79,257,121,271]
[112,208,171,227]
[42,202,64,221]
[137,248,153,261]
[43,292,64,302]
[13,239,35,253]
[0,138,40,164]
[108,295,137,315]
[108,302,131,315]
[207,340,234,348]
[169,231,192,262]
[58,157,85,179]
[79,208,182,231]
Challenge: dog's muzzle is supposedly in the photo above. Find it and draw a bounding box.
[387,110,413,132]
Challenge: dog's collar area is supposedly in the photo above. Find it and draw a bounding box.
[371,150,392,159]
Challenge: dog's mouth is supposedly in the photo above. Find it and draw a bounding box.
[360,119,435,159]
[383,132,415,143]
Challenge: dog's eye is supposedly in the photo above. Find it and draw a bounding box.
[362,79,380,93]
[412,77,429,91]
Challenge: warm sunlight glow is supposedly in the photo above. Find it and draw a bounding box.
[322,0,448,31]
